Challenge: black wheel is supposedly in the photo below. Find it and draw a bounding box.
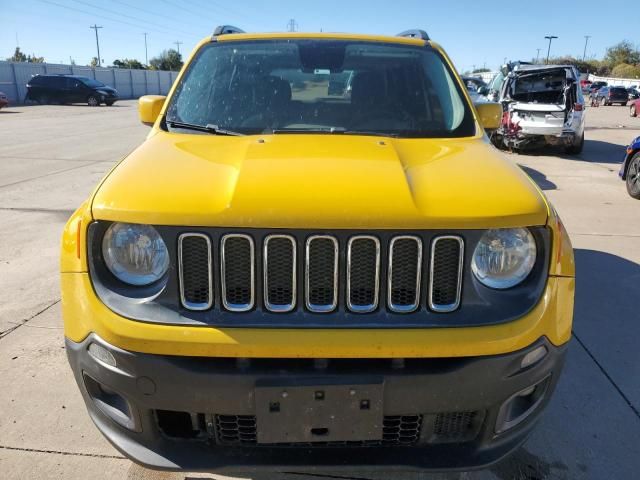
[626,153,640,199]
[87,95,100,107]
[105,100,115,106]
[631,105,637,117]
[601,97,608,106]
[565,132,584,155]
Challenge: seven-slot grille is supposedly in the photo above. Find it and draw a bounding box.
[178,233,464,314]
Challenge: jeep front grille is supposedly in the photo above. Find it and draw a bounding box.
[178,232,464,315]
[305,236,338,312]
[347,236,380,313]
[388,236,422,313]
[221,234,255,312]
[178,233,212,310]
[264,235,296,312]
[429,236,464,312]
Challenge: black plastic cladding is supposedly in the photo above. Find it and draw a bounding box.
[87,223,551,329]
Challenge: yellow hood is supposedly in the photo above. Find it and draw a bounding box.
[91,132,548,229]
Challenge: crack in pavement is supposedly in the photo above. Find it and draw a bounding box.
[0,160,107,190]
[284,473,378,480]
[0,445,125,460]
[573,332,640,420]
[0,207,75,216]
[0,300,61,340]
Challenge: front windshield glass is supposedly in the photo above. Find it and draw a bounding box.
[166,39,475,137]
[79,77,105,88]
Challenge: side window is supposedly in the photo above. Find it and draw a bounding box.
[66,78,80,89]
[49,77,66,89]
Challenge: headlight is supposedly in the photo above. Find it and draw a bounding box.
[102,223,169,286]
[471,228,536,289]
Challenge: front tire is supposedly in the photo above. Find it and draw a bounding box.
[626,153,640,199]
[105,100,115,106]
[565,132,584,155]
[87,95,100,107]
[631,105,637,117]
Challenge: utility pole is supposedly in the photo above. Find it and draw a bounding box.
[582,35,591,62]
[143,33,148,66]
[90,24,103,66]
[544,35,558,64]
[174,41,183,54]
[535,48,541,64]
[287,18,298,32]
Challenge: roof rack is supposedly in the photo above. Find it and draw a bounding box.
[212,25,245,37]
[396,29,430,41]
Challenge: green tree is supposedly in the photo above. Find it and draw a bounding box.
[113,58,146,70]
[604,41,640,68]
[149,49,183,71]
[90,57,99,67]
[9,47,27,62]
[472,68,491,73]
[611,63,640,79]
[26,54,44,63]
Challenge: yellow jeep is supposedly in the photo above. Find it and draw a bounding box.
[61,26,575,473]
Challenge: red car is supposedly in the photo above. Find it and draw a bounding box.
[0,91,8,109]
[630,98,640,117]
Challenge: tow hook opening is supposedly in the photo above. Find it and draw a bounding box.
[495,375,551,434]
[82,373,139,432]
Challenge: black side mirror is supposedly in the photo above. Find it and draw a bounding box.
[478,86,489,96]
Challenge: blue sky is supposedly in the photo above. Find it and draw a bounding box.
[2,0,636,71]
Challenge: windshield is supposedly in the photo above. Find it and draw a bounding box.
[166,39,475,137]
[79,77,105,88]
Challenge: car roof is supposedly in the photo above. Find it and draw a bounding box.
[213,31,428,47]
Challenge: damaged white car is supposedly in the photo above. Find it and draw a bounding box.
[492,65,585,154]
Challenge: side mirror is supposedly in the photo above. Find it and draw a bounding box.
[475,102,502,130]
[138,95,166,126]
[477,86,489,96]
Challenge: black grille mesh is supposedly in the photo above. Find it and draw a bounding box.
[180,235,211,308]
[222,236,253,309]
[433,411,477,441]
[348,238,378,310]
[430,238,462,309]
[265,237,295,309]
[307,238,337,310]
[215,415,257,445]
[214,414,422,447]
[389,238,421,309]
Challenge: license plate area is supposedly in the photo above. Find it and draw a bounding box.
[255,380,383,444]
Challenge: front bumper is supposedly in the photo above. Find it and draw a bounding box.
[66,334,567,473]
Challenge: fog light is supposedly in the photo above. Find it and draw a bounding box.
[521,345,547,369]
[88,342,116,367]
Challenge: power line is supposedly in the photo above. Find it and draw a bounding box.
[35,0,200,40]
[89,24,103,65]
[110,0,213,30]
[71,0,200,38]
[544,35,558,64]
[174,41,183,54]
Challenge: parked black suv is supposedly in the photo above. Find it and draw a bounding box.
[26,75,119,106]
[598,86,629,106]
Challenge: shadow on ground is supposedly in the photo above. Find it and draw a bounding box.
[519,166,557,190]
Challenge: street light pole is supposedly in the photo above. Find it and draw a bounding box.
[583,35,591,62]
[143,33,148,66]
[544,35,558,64]
[90,24,103,66]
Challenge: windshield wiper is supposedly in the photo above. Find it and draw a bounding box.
[272,127,346,134]
[272,127,399,138]
[167,121,244,136]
